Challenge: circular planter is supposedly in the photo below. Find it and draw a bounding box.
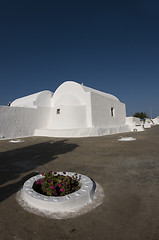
[22,172,95,212]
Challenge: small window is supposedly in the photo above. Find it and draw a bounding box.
[56,109,60,114]
[111,107,114,117]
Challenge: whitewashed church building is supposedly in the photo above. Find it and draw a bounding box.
[0,81,133,139]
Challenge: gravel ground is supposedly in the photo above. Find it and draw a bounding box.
[0,126,159,240]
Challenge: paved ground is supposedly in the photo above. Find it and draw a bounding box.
[0,126,159,240]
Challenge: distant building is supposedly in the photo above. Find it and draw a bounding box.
[152,116,159,125]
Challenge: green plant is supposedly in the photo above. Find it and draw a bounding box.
[33,171,80,197]
[133,112,148,119]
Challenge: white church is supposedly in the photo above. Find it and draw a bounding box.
[0,81,143,139]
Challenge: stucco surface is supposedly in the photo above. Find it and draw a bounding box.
[11,91,53,108]
[0,81,130,138]
[0,126,159,240]
[91,92,126,128]
[47,81,127,134]
[82,84,120,101]
[0,106,51,139]
[152,116,159,125]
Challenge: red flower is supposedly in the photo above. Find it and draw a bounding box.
[36,180,41,184]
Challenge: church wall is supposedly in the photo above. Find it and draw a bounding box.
[49,81,93,130]
[49,105,87,129]
[91,92,126,128]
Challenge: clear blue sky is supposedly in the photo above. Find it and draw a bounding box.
[0,0,159,117]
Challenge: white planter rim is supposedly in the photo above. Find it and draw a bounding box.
[22,172,95,212]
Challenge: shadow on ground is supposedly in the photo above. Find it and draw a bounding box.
[0,139,78,202]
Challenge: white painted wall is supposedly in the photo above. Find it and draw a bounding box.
[49,105,87,129]
[47,81,127,133]
[91,92,126,128]
[11,91,53,108]
[125,117,144,132]
[153,116,159,125]
[126,117,142,125]
[51,82,86,107]
[0,81,131,139]
[49,81,93,129]
[0,106,51,139]
[82,85,119,101]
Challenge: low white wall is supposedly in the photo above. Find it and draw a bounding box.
[153,117,159,125]
[125,117,144,132]
[126,117,142,125]
[0,106,51,139]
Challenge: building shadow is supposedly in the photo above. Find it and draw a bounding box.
[0,139,78,202]
[0,172,38,202]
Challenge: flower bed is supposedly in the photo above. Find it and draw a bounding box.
[21,172,95,213]
[33,171,80,197]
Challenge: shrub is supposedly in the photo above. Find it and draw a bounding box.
[33,171,80,197]
[133,112,148,119]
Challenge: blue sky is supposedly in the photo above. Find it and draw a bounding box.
[0,0,159,117]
